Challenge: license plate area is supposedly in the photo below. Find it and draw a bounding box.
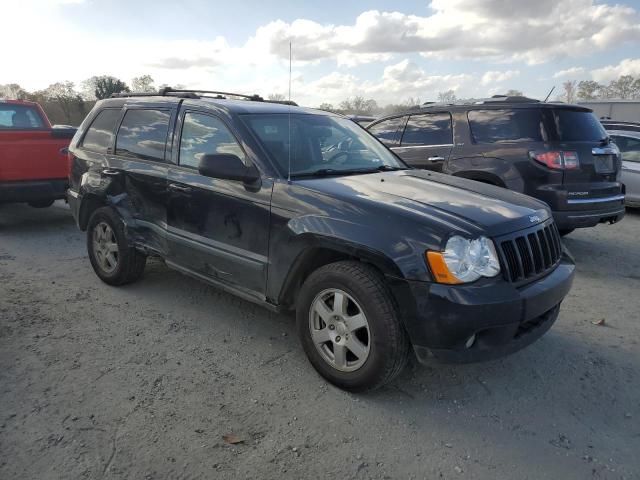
[593,155,614,173]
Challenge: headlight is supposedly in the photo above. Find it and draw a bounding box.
[426,236,500,284]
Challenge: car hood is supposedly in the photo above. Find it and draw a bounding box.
[296,169,551,237]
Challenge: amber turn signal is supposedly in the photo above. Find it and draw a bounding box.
[426,251,463,285]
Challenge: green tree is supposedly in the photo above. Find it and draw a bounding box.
[83,76,130,100]
[606,75,639,99]
[131,75,155,93]
[576,80,601,100]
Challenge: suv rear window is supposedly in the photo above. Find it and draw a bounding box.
[115,109,171,161]
[81,108,121,153]
[0,104,44,129]
[553,110,606,142]
[468,109,546,143]
[401,113,452,146]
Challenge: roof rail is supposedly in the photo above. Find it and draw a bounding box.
[109,87,298,105]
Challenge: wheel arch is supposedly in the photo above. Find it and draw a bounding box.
[277,239,404,310]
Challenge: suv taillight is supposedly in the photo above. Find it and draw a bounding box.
[530,151,579,170]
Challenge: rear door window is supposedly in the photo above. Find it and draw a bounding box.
[468,109,546,143]
[81,109,121,153]
[0,104,44,129]
[400,113,452,146]
[115,109,171,161]
[553,110,607,142]
[368,117,405,146]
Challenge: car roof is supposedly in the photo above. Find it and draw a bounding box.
[370,99,592,123]
[0,99,39,106]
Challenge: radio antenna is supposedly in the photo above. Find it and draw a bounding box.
[544,86,555,103]
[287,41,292,183]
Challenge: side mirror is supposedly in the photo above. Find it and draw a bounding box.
[198,154,260,183]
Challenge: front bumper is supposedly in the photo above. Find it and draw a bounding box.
[397,253,574,364]
[0,179,68,203]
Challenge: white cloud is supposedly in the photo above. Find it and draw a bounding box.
[591,58,640,83]
[553,67,586,78]
[248,1,640,65]
[481,70,520,85]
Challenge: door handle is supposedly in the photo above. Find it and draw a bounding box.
[427,156,445,162]
[102,169,121,176]
[169,183,192,193]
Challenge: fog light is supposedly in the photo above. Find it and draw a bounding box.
[465,334,476,349]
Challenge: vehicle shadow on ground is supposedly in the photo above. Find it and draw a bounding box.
[0,202,75,234]
[128,259,639,413]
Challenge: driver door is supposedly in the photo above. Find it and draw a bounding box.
[166,108,272,298]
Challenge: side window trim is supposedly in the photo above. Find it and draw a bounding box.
[398,112,453,147]
[114,107,173,163]
[174,108,248,170]
[79,107,123,154]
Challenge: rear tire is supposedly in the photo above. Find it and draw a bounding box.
[28,199,55,208]
[296,261,410,392]
[87,206,146,286]
[559,228,575,237]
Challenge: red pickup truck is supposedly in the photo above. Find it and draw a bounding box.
[0,99,76,208]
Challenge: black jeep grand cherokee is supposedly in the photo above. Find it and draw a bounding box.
[368,96,625,235]
[67,89,574,391]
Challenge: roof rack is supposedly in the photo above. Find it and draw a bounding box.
[110,87,298,106]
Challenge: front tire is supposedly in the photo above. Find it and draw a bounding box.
[87,206,146,286]
[296,261,410,392]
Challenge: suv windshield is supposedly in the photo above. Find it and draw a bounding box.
[553,109,607,142]
[242,113,405,177]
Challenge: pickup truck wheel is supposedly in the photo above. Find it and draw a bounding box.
[28,199,55,208]
[297,261,410,392]
[87,207,146,286]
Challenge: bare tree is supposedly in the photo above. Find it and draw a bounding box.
[505,89,524,97]
[131,75,155,93]
[41,82,83,123]
[562,80,577,103]
[268,93,286,101]
[0,83,28,100]
[437,90,457,103]
[318,102,337,113]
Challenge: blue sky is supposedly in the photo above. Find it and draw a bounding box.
[4,0,640,105]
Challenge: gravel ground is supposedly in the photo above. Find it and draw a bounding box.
[1,201,639,480]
